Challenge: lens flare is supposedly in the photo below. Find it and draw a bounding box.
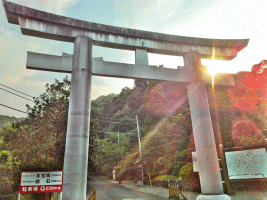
[209,44,217,92]
[228,72,259,111]
[140,81,188,118]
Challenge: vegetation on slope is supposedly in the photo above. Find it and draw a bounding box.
[0,115,24,129]
[0,60,267,195]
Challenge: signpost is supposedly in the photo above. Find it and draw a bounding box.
[19,171,63,197]
[112,168,116,180]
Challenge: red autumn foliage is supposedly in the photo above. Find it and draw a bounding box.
[232,117,266,148]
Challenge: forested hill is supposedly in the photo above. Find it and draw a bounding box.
[0,63,266,195]
[90,66,267,186]
[0,115,24,129]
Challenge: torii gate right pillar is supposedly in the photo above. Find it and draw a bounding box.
[185,51,231,200]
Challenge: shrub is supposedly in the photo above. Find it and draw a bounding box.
[179,163,193,181]
[154,175,178,181]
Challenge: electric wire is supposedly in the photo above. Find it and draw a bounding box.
[90,130,137,135]
[0,103,27,114]
[0,83,34,98]
[98,116,112,119]
[98,120,134,124]
[97,117,136,124]
[0,88,34,102]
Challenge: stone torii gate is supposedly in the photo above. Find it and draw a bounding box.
[3,1,249,199]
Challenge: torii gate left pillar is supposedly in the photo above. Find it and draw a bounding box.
[63,36,93,199]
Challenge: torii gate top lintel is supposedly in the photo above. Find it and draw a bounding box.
[3,0,249,60]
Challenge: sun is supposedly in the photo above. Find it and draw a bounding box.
[208,44,219,77]
[208,66,218,92]
[208,66,218,77]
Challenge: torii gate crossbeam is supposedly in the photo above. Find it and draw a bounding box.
[3,1,249,199]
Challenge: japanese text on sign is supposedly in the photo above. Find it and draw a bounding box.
[21,171,63,186]
[225,148,267,179]
[19,171,63,193]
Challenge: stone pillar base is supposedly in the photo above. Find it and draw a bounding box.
[196,194,231,200]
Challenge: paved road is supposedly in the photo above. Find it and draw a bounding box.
[86,176,168,200]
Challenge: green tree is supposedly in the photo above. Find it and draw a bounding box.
[26,76,70,122]
[111,87,133,115]
[0,150,11,166]
[0,77,99,193]
[88,118,101,174]
[108,116,136,133]
[96,132,130,175]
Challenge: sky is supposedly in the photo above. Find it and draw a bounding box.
[0,0,266,118]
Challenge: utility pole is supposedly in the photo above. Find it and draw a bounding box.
[118,131,120,166]
[136,115,143,185]
[136,115,141,160]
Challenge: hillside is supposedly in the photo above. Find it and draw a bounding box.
[0,115,24,129]
[0,63,266,196]
[91,67,267,189]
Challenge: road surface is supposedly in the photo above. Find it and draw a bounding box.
[86,176,167,200]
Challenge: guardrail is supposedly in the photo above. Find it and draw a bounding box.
[88,188,96,200]
[169,185,187,200]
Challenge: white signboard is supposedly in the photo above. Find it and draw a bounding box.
[21,171,63,186]
[19,171,63,193]
[225,148,267,179]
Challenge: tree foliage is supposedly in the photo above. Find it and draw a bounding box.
[1,60,267,194]
[0,115,24,129]
[0,76,101,194]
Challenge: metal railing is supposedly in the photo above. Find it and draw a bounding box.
[88,189,96,200]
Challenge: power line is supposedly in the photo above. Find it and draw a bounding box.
[97,117,137,124]
[98,116,112,119]
[0,83,34,98]
[98,120,134,124]
[90,130,137,135]
[0,103,27,114]
[0,88,34,102]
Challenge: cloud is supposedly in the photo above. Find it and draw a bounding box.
[91,76,134,100]
[21,71,69,83]
[8,0,77,15]
[45,0,77,15]
[0,0,77,118]
[113,0,179,31]
[180,0,198,11]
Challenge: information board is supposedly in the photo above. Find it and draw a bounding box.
[225,148,267,179]
[19,171,63,193]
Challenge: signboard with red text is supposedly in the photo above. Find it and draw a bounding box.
[19,171,63,193]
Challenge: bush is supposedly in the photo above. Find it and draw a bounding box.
[20,193,45,200]
[0,150,12,166]
[179,163,200,192]
[154,175,178,181]
[179,163,193,181]
[153,175,177,189]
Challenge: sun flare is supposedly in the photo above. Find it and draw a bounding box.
[208,66,218,92]
[208,66,218,77]
[209,44,218,92]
